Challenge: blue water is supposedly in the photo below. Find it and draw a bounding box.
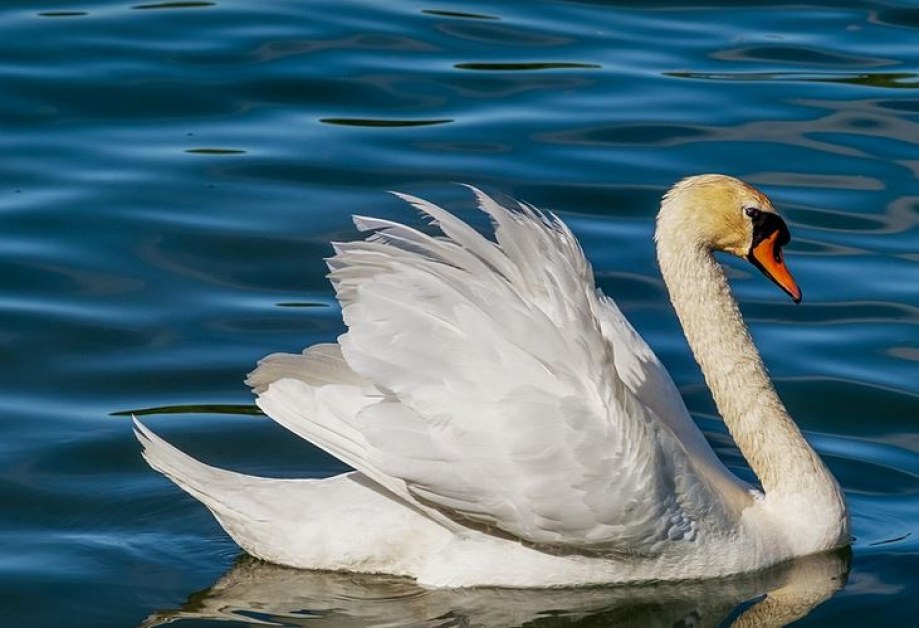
[1,1,916,625]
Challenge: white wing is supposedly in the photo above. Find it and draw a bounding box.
[255,189,744,554]
[590,281,753,504]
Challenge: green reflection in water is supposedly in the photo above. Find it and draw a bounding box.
[319,118,452,127]
[132,2,216,10]
[456,62,601,71]
[667,71,919,88]
[111,404,263,417]
[185,148,246,155]
[421,9,499,20]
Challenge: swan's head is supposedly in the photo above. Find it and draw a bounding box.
[657,174,802,303]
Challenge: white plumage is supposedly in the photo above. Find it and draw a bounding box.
[137,177,849,587]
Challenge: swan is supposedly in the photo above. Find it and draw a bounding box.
[135,174,850,587]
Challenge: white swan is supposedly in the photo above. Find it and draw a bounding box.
[135,174,850,587]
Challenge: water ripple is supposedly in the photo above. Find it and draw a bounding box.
[421,9,499,21]
[132,2,216,10]
[319,117,452,127]
[455,61,601,71]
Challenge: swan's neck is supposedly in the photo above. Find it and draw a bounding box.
[655,230,843,516]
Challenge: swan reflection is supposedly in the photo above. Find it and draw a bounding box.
[143,548,849,627]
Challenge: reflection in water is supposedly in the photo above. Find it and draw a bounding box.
[143,550,849,627]
[111,403,262,417]
[455,62,601,71]
[666,71,919,88]
[421,9,499,21]
[319,118,453,128]
[37,11,89,17]
[132,2,216,10]
[185,148,247,155]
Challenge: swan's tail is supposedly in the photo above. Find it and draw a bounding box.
[133,418,447,572]
[134,417,314,564]
[134,417,251,517]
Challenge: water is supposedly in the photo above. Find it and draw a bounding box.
[1,0,916,625]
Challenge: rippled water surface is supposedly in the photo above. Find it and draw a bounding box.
[2,1,917,626]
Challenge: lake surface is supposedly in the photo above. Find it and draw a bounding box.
[1,0,917,625]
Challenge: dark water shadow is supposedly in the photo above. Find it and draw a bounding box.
[37,11,89,17]
[421,9,499,21]
[455,61,601,71]
[110,403,262,417]
[141,549,850,627]
[132,2,216,10]
[319,117,453,128]
[184,148,246,155]
[666,70,919,88]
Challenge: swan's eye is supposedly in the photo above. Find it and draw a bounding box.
[744,206,760,219]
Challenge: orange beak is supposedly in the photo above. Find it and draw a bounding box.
[749,230,802,303]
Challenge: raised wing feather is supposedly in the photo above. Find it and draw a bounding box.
[311,189,736,553]
[592,293,752,505]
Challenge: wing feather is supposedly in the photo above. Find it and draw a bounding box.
[297,189,739,553]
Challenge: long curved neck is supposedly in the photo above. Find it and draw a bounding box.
[655,228,840,507]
